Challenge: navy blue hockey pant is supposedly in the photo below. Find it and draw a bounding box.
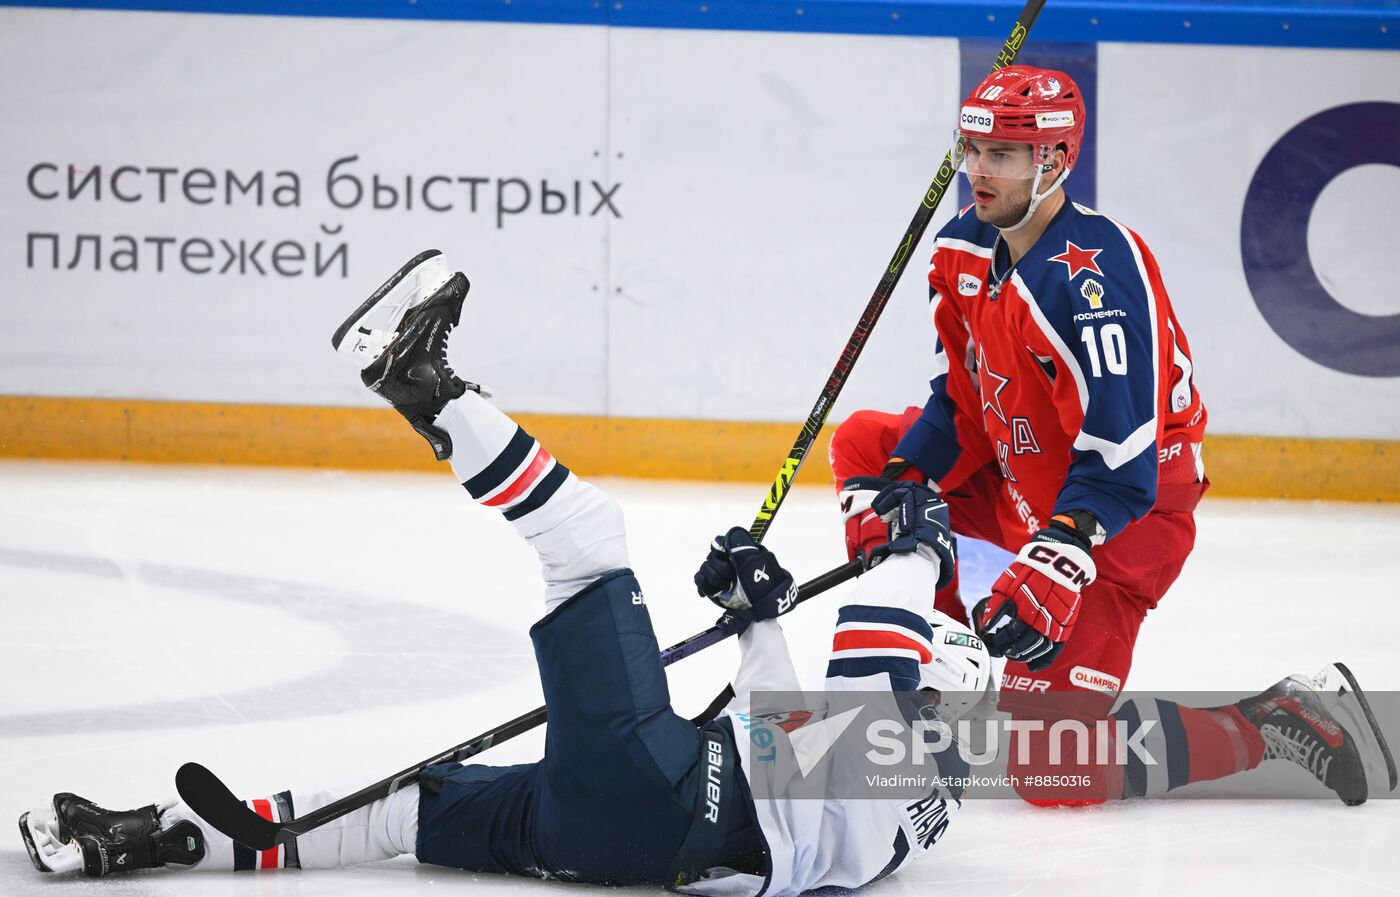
[415,569,760,884]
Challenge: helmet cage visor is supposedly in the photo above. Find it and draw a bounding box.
[953,132,1058,181]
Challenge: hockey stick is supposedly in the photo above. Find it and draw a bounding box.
[746,0,1048,543]
[670,0,1053,727]
[176,557,863,850]
[177,1,1047,848]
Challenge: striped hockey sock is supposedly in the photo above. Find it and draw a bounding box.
[233,793,300,871]
[1113,699,1265,798]
[460,425,570,521]
[163,787,417,871]
[434,392,629,608]
[159,792,299,871]
[435,392,570,522]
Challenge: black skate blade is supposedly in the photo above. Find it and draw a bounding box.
[18,811,49,872]
[1333,662,1399,793]
[331,248,442,351]
[175,763,285,851]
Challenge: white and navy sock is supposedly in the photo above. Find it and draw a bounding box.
[232,792,300,871]
[435,392,570,523]
[163,786,418,871]
[460,425,571,522]
[434,392,629,609]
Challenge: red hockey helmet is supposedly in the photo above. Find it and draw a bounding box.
[958,65,1085,171]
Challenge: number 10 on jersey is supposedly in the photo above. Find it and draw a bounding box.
[1080,323,1128,377]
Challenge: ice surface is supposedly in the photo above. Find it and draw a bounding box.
[2,461,1397,895]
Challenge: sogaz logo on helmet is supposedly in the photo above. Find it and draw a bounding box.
[1035,111,1075,129]
[960,106,994,134]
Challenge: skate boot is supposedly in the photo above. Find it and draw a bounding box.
[19,793,205,877]
[1235,662,1398,805]
[331,249,487,460]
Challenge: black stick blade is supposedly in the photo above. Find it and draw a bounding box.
[1334,662,1399,792]
[175,762,284,850]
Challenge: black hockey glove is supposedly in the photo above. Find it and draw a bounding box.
[694,527,798,635]
[864,482,957,589]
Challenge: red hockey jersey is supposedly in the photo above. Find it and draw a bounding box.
[893,198,1206,544]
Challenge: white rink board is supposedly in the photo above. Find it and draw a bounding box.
[1096,42,1400,440]
[0,8,954,421]
[2,8,1398,438]
[0,10,617,415]
[605,26,960,421]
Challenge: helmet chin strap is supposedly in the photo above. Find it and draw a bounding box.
[1000,164,1071,233]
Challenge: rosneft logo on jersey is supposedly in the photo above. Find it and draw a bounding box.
[1079,278,1104,308]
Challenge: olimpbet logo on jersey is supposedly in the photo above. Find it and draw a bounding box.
[737,686,1399,803]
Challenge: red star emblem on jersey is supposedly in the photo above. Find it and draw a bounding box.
[1048,240,1104,279]
[977,347,1011,426]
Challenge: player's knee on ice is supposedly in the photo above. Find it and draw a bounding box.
[829,410,900,482]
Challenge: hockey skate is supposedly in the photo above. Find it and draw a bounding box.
[332,249,487,460]
[1235,662,1398,805]
[18,792,204,877]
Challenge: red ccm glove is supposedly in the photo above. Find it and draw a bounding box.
[972,516,1098,672]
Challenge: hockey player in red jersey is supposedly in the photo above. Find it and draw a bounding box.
[830,65,1394,804]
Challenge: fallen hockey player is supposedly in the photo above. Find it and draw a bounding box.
[19,250,984,890]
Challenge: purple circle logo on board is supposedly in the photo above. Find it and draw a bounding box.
[1240,102,1400,377]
